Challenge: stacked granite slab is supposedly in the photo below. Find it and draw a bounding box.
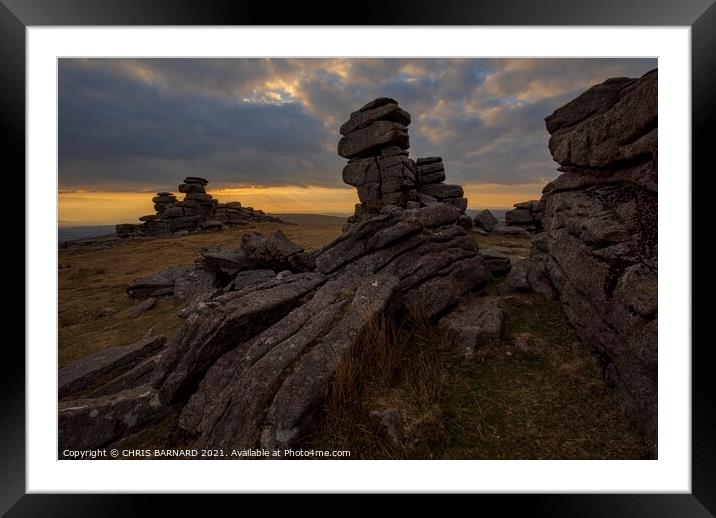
[116,176,280,238]
[414,157,467,212]
[504,199,545,232]
[177,176,217,219]
[338,97,467,224]
[152,192,178,214]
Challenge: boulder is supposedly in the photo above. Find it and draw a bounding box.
[184,176,209,185]
[443,197,468,212]
[337,120,409,159]
[127,266,187,298]
[474,209,498,232]
[185,192,214,202]
[340,101,411,135]
[418,183,463,199]
[178,183,206,193]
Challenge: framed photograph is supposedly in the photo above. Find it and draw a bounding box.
[5,0,711,514]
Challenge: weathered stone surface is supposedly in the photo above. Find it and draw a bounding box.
[241,230,304,271]
[457,214,473,230]
[127,266,194,298]
[416,193,440,206]
[416,169,446,185]
[499,257,555,299]
[342,157,381,186]
[138,214,160,222]
[151,272,328,404]
[546,69,657,169]
[152,195,176,204]
[337,120,409,159]
[185,192,213,202]
[340,101,411,135]
[416,156,442,165]
[59,385,162,452]
[178,183,206,193]
[443,197,468,212]
[474,209,498,232]
[91,351,165,397]
[505,206,533,225]
[505,199,544,230]
[59,336,166,399]
[198,219,223,230]
[162,206,184,218]
[179,272,400,450]
[314,204,489,319]
[200,247,252,277]
[479,249,512,275]
[419,183,464,199]
[439,296,504,356]
[524,68,658,454]
[184,176,209,185]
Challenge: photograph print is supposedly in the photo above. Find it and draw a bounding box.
[57,57,657,460]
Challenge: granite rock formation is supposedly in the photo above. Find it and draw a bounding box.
[504,199,545,231]
[116,177,280,237]
[340,98,468,226]
[502,69,658,454]
[60,98,492,455]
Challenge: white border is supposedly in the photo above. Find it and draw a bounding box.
[27,27,691,493]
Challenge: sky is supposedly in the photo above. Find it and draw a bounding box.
[58,58,656,224]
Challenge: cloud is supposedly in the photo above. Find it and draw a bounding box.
[58,57,656,193]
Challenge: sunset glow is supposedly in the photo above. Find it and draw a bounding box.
[59,58,655,225]
[58,183,545,225]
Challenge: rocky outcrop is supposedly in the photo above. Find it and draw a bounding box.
[505,199,545,231]
[503,69,658,455]
[474,209,498,232]
[340,98,468,225]
[116,177,280,238]
[60,98,492,455]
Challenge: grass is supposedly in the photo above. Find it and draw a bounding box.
[302,293,648,459]
[58,218,343,367]
[472,231,533,255]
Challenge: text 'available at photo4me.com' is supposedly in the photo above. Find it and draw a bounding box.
[61,448,352,459]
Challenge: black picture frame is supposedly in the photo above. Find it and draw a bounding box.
[3,0,711,515]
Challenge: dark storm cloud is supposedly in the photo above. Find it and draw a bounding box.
[58,58,656,191]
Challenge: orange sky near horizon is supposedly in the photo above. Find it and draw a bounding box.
[57,183,544,226]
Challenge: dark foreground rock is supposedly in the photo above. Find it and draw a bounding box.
[503,69,658,455]
[58,336,166,399]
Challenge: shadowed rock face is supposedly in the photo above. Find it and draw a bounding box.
[504,69,658,455]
